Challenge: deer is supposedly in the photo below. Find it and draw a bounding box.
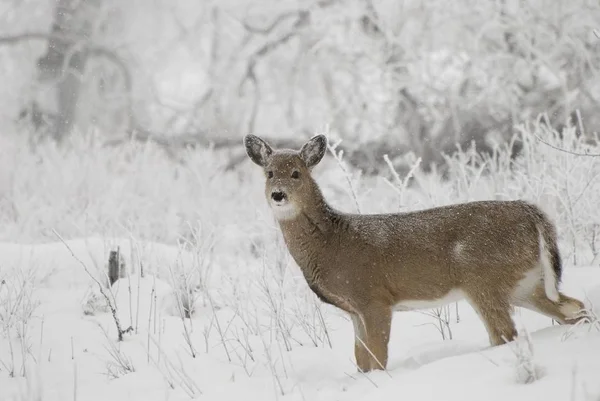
[243,133,588,372]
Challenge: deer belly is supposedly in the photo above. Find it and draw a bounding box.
[393,289,465,311]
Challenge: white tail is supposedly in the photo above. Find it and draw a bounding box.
[538,228,559,302]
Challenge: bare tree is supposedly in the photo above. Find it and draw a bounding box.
[34,0,103,142]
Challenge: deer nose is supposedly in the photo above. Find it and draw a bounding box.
[271,191,286,202]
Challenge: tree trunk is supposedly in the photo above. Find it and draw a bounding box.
[35,0,102,142]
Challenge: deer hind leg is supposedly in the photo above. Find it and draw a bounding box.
[350,314,370,372]
[467,292,517,346]
[522,284,587,324]
[357,305,392,371]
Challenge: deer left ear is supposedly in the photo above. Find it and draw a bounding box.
[300,135,327,169]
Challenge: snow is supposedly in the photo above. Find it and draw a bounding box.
[1,238,599,401]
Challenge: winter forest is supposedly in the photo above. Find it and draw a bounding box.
[1,0,600,400]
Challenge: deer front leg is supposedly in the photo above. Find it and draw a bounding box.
[359,304,392,371]
[351,313,370,372]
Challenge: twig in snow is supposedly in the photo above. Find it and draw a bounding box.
[325,134,362,213]
[508,323,544,384]
[353,335,391,377]
[53,229,132,341]
[147,332,202,397]
[347,359,379,388]
[383,154,421,211]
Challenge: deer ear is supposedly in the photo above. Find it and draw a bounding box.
[244,134,273,167]
[300,135,327,169]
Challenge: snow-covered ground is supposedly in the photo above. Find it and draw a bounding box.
[0,124,599,400]
[0,237,599,401]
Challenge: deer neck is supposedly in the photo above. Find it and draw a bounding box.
[276,181,337,270]
[280,179,335,227]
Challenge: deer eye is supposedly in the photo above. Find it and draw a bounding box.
[267,171,274,178]
[291,170,300,179]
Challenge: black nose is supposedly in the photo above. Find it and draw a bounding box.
[271,191,286,202]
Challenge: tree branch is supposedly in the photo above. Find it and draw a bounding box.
[243,11,303,35]
[0,32,132,92]
[237,11,309,133]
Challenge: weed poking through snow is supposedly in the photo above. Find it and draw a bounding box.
[509,323,545,384]
[0,266,40,378]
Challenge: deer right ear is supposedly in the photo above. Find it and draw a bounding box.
[244,134,273,167]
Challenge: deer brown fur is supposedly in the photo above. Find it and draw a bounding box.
[244,133,587,372]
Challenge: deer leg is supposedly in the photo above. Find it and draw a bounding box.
[467,293,517,346]
[359,305,392,371]
[522,284,588,324]
[351,313,370,372]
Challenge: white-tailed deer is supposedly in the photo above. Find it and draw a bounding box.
[244,134,587,372]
